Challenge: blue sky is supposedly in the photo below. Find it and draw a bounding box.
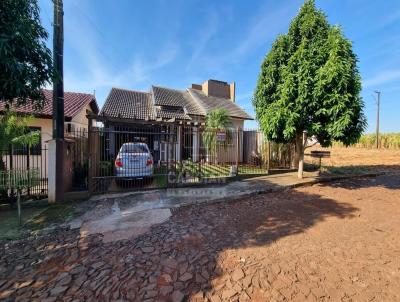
[38,0,400,132]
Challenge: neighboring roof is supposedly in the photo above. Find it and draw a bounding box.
[188,88,253,120]
[100,88,155,120]
[0,89,98,119]
[152,86,205,116]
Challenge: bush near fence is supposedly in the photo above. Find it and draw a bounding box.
[333,133,400,150]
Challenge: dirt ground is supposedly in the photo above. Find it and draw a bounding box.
[306,146,400,172]
[1,173,399,301]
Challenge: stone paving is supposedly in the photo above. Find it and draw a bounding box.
[0,174,400,301]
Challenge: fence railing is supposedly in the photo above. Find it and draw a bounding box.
[87,125,295,194]
[0,125,296,201]
[0,147,48,203]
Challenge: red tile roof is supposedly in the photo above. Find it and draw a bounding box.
[0,90,98,119]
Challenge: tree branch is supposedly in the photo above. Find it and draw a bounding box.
[304,140,318,149]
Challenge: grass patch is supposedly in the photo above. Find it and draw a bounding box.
[22,203,75,234]
[323,165,370,175]
[0,199,76,241]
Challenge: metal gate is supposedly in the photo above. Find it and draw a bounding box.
[87,124,295,194]
[88,125,177,193]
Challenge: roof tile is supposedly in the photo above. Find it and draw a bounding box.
[100,88,155,120]
[0,90,97,119]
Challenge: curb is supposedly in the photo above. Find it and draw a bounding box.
[175,171,387,211]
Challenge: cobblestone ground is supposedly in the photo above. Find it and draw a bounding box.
[1,174,399,301]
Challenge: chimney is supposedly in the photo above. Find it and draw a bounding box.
[201,79,231,99]
[191,83,202,90]
[229,82,235,102]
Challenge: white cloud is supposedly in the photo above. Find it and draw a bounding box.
[363,69,400,88]
[61,1,179,97]
[186,10,219,71]
[190,1,300,74]
[231,3,296,59]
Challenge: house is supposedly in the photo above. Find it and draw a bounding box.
[0,89,99,149]
[99,79,253,164]
[0,90,99,184]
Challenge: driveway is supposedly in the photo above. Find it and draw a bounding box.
[0,174,399,301]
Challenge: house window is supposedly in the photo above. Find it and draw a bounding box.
[13,127,42,155]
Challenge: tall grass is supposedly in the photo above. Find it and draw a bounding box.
[333,133,400,149]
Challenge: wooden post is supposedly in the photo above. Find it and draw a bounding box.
[87,116,93,194]
[267,141,271,172]
[179,125,184,164]
[49,0,65,203]
[236,127,240,175]
[26,146,30,195]
[17,189,21,226]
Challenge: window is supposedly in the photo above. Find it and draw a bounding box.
[120,143,149,154]
[13,127,42,155]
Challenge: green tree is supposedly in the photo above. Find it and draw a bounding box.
[253,0,366,178]
[0,0,53,108]
[0,111,40,201]
[203,109,232,164]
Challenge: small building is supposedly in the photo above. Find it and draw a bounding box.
[0,89,99,148]
[99,79,253,164]
[0,90,99,182]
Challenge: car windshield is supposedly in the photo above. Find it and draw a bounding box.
[120,144,148,154]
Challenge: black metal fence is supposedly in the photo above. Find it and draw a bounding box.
[0,125,296,201]
[87,125,294,194]
[0,147,48,203]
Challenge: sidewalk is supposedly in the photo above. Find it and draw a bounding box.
[71,171,380,243]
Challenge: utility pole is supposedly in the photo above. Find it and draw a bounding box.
[374,91,380,149]
[53,0,64,139]
[49,0,64,203]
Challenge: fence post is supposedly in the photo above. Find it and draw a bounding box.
[87,116,93,194]
[26,147,30,196]
[179,125,184,164]
[9,145,14,198]
[267,141,271,172]
[47,139,65,203]
[236,127,240,176]
[8,144,13,170]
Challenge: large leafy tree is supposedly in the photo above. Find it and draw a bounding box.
[0,0,53,108]
[253,0,366,177]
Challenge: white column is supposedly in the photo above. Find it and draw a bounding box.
[48,139,65,203]
[193,128,199,162]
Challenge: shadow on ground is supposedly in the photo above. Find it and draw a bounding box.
[321,171,400,190]
[0,180,360,301]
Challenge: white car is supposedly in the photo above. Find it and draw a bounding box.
[115,143,153,180]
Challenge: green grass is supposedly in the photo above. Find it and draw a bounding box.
[322,165,370,175]
[0,201,75,241]
[24,203,75,231]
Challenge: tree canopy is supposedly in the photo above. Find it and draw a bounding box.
[0,0,53,108]
[253,0,366,148]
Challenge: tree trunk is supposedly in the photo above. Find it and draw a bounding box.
[297,131,307,179]
[292,133,302,169]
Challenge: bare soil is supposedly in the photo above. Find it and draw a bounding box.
[306,146,400,172]
[1,174,399,301]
